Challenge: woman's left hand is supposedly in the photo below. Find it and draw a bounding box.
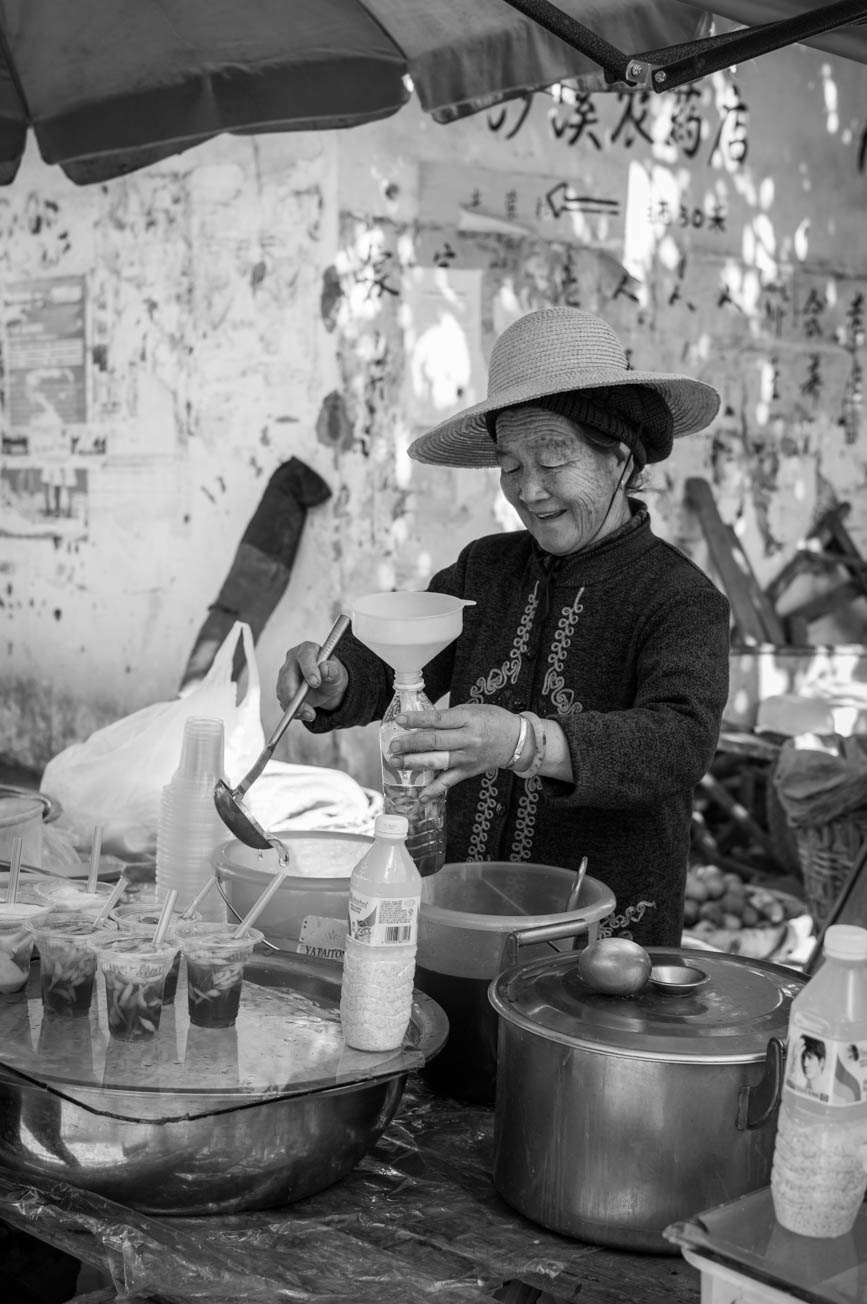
[387,703,523,800]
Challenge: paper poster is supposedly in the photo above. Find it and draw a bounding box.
[0,462,89,540]
[2,276,88,440]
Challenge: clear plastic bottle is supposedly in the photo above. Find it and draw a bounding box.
[155,717,228,922]
[379,674,446,877]
[771,924,867,1238]
[340,813,421,1052]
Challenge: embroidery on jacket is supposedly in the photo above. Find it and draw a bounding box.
[467,583,540,858]
[467,769,500,860]
[597,900,656,940]
[510,776,540,861]
[541,589,585,716]
[469,582,539,702]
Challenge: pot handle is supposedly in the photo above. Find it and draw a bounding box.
[737,1036,785,1130]
[500,917,592,972]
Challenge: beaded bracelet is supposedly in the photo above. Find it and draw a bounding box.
[514,712,547,781]
[505,713,530,771]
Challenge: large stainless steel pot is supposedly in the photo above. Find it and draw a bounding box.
[0,951,447,1215]
[489,938,805,1252]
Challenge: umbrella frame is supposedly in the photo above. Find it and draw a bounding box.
[501,0,867,91]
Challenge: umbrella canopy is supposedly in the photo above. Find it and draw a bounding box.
[0,1,866,187]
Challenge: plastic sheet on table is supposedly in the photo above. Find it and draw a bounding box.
[0,1080,604,1304]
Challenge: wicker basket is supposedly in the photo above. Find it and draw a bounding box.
[793,812,867,928]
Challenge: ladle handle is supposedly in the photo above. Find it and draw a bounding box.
[236,613,351,797]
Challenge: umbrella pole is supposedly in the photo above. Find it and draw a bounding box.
[498,0,631,83]
[501,0,867,94]
[643,0,867,93]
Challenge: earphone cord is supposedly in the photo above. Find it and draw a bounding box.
[583,454,632,550]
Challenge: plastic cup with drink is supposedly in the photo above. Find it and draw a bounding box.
[111,902,200,1004]
[177,868,279,1028]
[0,901,48,993]
[27,911,109,1017]
[180,923,264,1028]
[34,880,119,916]
[94,933,180,1040]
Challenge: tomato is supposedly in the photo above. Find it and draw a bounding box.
[576,938,652,997]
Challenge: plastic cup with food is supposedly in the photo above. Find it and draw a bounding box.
[94,934,180,1041]
[180,924,264,1029]
[111,907,193,1005]
[34,881,118,916]
[28,911,106,1017]
[0,902,48,994]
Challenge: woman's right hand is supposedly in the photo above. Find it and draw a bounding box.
[276,641,349,723]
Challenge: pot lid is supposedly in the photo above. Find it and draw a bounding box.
[489,947,805,1063]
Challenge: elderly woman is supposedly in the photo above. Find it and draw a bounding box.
[277,308,730,947]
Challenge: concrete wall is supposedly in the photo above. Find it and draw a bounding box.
[3,42,867,785]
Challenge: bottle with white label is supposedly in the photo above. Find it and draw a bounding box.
[340,813,421,1052]
[771,924,867,1238]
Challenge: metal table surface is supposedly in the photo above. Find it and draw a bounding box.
[0,1075,701,1304]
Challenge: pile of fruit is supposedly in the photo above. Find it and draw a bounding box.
[683,865,807,959]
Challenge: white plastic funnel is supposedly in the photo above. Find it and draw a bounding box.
[351,591,475,675]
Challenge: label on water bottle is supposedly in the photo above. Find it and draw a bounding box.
[348,891,419,946]
[784,1018,867,1106]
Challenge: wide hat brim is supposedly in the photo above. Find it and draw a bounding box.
[407,308,720,469]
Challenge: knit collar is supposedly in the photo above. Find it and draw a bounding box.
[529,499,649,582]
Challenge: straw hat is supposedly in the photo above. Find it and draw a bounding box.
[407,307,720,468]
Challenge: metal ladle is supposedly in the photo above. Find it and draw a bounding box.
[213,613,351,849]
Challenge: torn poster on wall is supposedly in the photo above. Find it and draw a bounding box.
[0,275,94,539]
[0,463,88,540]
[1,276,88,443]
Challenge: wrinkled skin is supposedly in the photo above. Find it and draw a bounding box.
[494,404,631,556]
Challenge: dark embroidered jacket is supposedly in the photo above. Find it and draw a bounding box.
[312,504,730,946]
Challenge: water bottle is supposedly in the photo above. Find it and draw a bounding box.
[379,674,446,877]
[155,717,228,922]
[771,924,867,1238]
[340,813,421,1052]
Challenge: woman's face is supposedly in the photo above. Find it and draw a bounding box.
[495,405,631,556]
[803,1049,823,1082]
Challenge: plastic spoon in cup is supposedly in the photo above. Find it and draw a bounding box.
[152,889,178,946]
[86,825,103,893]
[91,877,129,927]
[181,875,218,920]
[6,835,23,904]
[232,869,289,939]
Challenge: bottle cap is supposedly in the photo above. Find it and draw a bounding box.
[393,673,425,690]
[374,814,409,839]
[824,924,867,961]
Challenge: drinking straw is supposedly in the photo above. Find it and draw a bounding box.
[91,876,129,927]
[181,875,218,920]
[232,869,288,939]
[6,835,23,904]
[152,889,178,946]
[86,825,103,893]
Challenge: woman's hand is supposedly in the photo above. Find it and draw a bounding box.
[276,641,349,724]
[386,703,524,800]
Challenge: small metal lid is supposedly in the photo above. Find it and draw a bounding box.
[488,946,805,1063]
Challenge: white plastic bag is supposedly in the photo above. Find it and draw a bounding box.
[41,621,265,857]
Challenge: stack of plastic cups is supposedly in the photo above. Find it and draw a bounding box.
[155,717,228,922]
